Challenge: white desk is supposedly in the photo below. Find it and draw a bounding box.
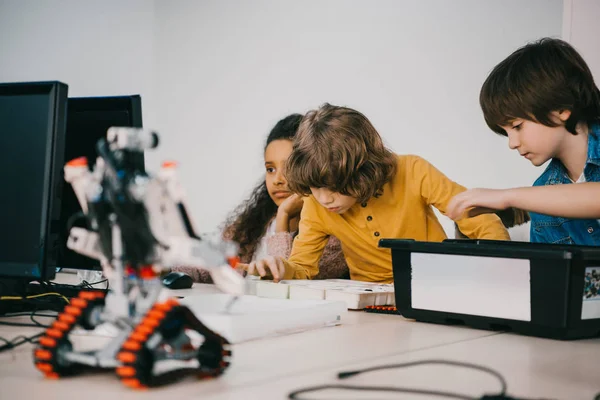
[1,279,599,400]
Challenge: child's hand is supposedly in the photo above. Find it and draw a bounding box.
[278,193,304,219]
[245,256,286,282]
[447,188,511,220]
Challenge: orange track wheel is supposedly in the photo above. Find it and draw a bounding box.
[33,291,106,378]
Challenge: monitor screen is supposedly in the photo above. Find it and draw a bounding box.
[57,95,144,271]
[0,81,68,279]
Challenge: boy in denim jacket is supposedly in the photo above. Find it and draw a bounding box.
[452,38,600,245]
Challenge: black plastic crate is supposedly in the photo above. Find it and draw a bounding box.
[379,239,600,340]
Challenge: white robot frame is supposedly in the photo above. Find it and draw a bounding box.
[33,128,245,389]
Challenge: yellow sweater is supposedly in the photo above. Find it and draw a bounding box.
[282,154,510,282]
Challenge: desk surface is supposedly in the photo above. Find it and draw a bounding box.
[1,278,599,400]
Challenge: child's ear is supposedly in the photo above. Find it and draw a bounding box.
[556,109,572,122]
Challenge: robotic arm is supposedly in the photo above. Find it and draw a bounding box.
[64,127,245,295]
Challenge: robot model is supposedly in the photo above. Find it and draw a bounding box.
[33,128,245,388]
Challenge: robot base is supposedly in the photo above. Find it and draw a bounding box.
[33,291,232,389]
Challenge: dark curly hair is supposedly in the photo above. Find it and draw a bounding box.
[222,113,303,262]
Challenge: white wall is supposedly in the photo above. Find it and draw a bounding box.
[0,0,158,127]
[0,0,564,240]
[563,0,600,82]
[151,0,562,239]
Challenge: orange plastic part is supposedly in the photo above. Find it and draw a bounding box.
[166,298,179,306]
[117,352,137,364]
[139,265,156,279]
[79,291,100,300]
[154,302,173,312]
[129,332,148,342]
[121,378,147,390]
[58,313,76,324]
[52,321,70,331]
[34,349,53,361]
[45,372,60,380]
[70,298,88,308]
[147,310,165,320]
[45,329,64,339]
[122,340,141,351]
[135,325,153,335]
[116,366,137,377]
[39,337,57,348]
[35,363,53,373]
[227,256,240,268]
[64,306,82,316]
[66,157,88,167]
[141,317,160,329]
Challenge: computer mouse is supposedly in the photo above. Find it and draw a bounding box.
[162,271,194,289]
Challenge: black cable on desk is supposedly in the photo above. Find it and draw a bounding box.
[79,279,109,290]
[290,383,476,399]
[2,312,57,318]
[288,359,553,400]
[337,360,507,394]
[37,278,109,292]
[0,332,44,353]
[0,308,50,351]
[0,321,50,328]
[29,308,52,328]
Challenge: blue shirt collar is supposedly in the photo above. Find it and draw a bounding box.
[539,120,600,185]
[586,120,600,166]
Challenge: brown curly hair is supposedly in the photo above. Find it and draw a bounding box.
[286,103,397,204]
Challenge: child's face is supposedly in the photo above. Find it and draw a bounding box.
[264,139,294,207]
[499,111,571,167]
[310,187,357,214]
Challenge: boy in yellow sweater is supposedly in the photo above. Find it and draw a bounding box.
[246,103,509,282]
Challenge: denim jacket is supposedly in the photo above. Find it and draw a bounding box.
[530,121,600,245]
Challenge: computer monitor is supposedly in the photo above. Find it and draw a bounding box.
[56,95,144,271]
[0,81,68,281]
